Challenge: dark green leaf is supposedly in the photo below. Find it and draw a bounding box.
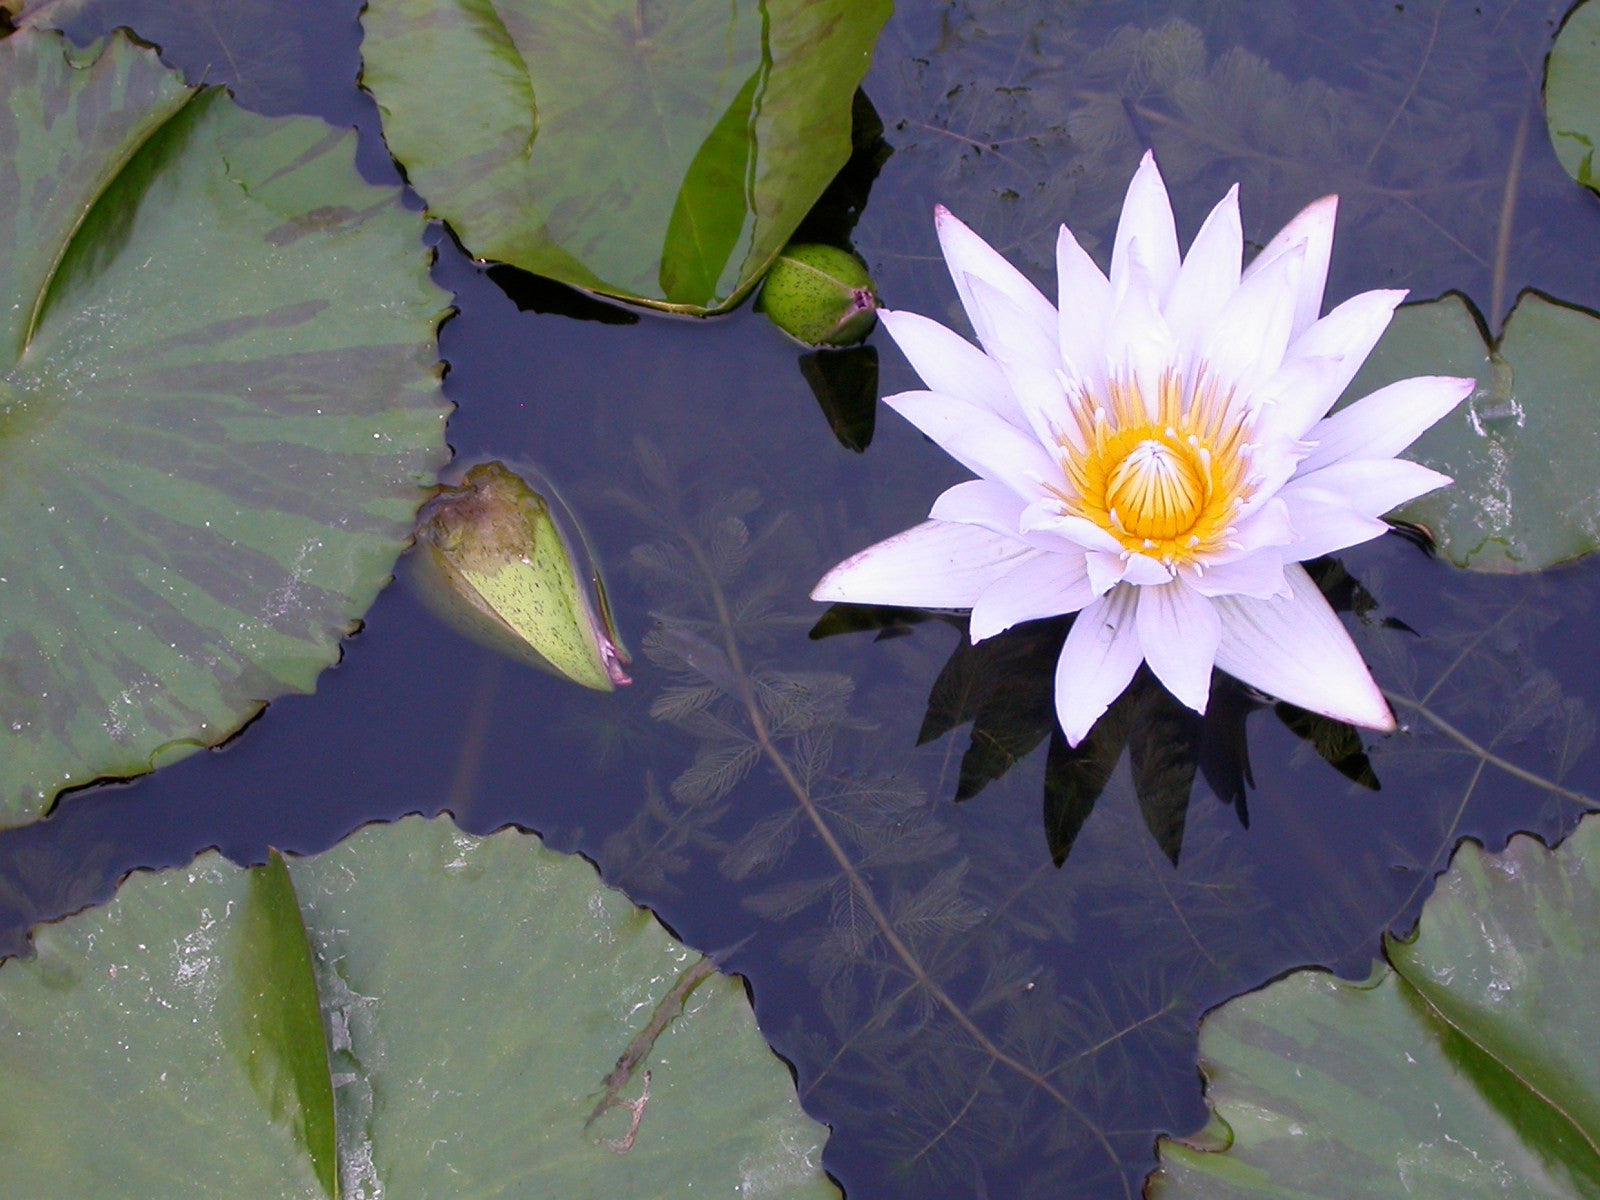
[1546,0,1600,190]
[0,816,839,1198]
[1041,724,1114,866]
[360,0,892,314]
[1341,291,1600,571]
[0,31,449,825]
[230,852,338,1200]
[1151,815,1600,1198]
[808,603,946,641]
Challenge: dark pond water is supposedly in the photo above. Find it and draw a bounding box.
[5,1,1600,1196]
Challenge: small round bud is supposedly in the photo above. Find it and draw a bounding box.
[759,244,879,346]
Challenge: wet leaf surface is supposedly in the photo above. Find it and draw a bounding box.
[1343,291,1600,572]
[1546,0,1600,191]
[1152,813,1600,1198]
[0,816,838,1199]
[0,29,448,825]
[359,0,890,313]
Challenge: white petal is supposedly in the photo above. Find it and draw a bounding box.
[1299,375,1474,474]
[1122,553,1176,585]
[1200,238,1302,396]
[1055,586,1144,745]
[1136,580,1222,713]
[885,390,1057,495]
[1253,289,1407,437]
[963,274,1072,449]
[1086,550,1128,595]
[969,552,1097,641]
[929,478,1025,532]
[1235,439,1303,521]
[1020,505,1129,555]
[1281,488,1398,560]
[812,520,1041,608]
[1104,256,1177,417]
[1056,223,1112,395]
[879,309,1028,430]
[1212,562,1394,730]
[935,206,1057,352]
[1086,550,1172,593]
[1287,458,1452,518]
[1164,184,1242,364]
[1224,497,1296,558]
[1111,151,1181,306]
[941,486,1091,557]
[1245,195,1337,338]
[1185,550,1290,600]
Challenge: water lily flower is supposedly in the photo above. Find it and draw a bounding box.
[812,153,1473,745]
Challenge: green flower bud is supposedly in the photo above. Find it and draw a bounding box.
[759,243,879,346]
[411,461,631,691]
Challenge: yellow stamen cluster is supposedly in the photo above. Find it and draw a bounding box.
[1054,369,1252,567]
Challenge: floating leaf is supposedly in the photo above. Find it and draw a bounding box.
[411,460,631,691]
[359,0,891,313]
[0,30,449,826]
[1546,0,1600,190]
[0,815,839,1199]
[1340,291,1600,572]
[1150,812,1600,1198]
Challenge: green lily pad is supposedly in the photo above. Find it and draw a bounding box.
[1340,291,1600,572]
[359,0,890,314]
[0,30,450,825]
[1546,0,1600,190]
[1149,813,1600,1197]
[0,815,839,1199]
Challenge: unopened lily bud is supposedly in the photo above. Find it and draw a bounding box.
[759,243,879,346]
[412,461,631,691]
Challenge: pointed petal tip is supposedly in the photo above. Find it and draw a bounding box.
[1299,193,1338,222]
[809,573,845,603]
[1318,672,1397,733]
[1272,671,1396,734]
[1058,700,1108,748]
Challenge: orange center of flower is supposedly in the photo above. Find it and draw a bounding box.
[1054,369,1253,567]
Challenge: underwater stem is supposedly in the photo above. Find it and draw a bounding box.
[673,522,1131,1193]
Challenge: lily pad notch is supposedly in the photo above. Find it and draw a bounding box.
[0,815,840,1199]
[0,28,450,826]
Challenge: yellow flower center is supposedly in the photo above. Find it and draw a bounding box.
[1104,439,1205,542]
[1054,368,1252,566]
